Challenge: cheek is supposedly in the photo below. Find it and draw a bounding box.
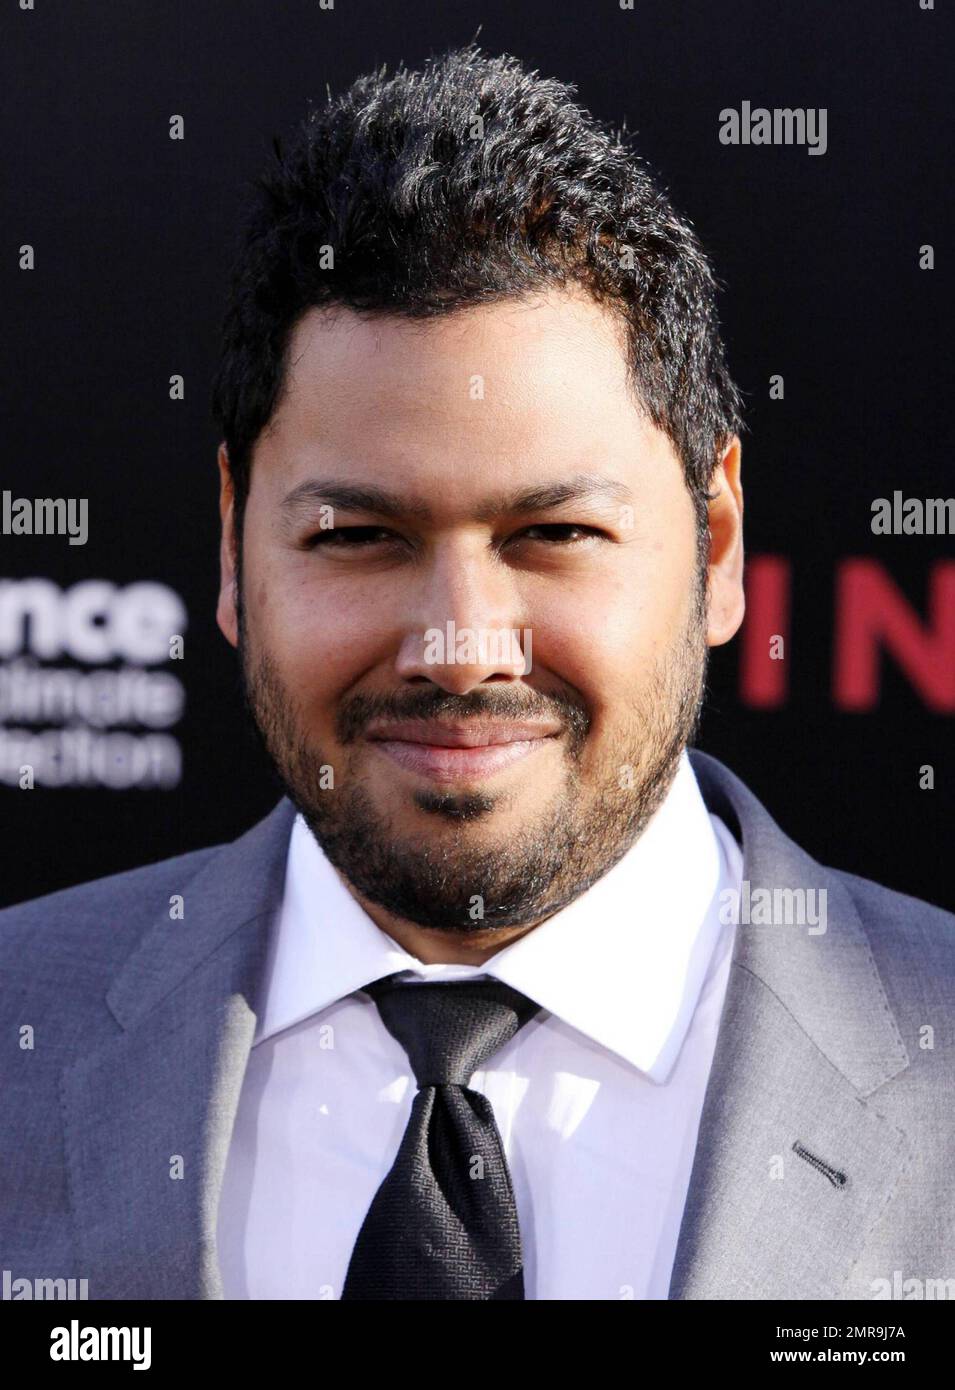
[529,548,692,698]
[245,549,385,698]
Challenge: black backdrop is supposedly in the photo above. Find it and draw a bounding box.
[1,0,952,910]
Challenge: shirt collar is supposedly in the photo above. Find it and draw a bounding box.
[254,750,738,1083]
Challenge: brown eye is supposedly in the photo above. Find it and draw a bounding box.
[307,526,396,548]
[516,524,604,544]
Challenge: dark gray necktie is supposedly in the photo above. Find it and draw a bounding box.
[341,974,541,1300]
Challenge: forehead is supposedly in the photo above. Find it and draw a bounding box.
[252,287,682,505]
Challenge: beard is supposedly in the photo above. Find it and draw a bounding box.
[236,563,710,934]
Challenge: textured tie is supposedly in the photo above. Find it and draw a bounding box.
[341,975,541,1301]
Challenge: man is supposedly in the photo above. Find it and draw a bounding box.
[2,44,953,1302]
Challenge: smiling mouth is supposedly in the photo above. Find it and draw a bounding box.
[366,722,561,783]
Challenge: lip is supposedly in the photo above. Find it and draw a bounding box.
[365,720,562,783]
[366,720,562,748]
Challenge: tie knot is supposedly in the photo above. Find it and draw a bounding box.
[363,976,540,1088]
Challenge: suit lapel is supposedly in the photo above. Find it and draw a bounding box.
[670,752,913,1298]
[61,797,297,1299]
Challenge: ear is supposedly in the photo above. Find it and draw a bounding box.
[705,435,745,648]
[216,442,239,649]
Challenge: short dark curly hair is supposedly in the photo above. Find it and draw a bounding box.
[210,42,743,552]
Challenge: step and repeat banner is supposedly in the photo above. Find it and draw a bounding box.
[1,0,951,910]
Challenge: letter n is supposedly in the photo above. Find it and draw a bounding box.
[833,559,955,711]
[739,556,791,707]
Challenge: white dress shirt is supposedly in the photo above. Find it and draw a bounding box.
[216,750,743,1300]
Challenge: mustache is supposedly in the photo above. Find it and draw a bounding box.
[334,685,591,745]
[236,617,591,751]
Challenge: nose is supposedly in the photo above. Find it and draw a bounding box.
[394,539,531,694]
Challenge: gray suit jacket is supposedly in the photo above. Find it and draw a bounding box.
[2,749,953,1300]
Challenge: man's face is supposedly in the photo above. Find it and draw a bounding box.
[217,287,743,934]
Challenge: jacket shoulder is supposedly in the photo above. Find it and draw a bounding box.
[833,864,955,941]
[831,864,955,1009]
[0,841,225,967]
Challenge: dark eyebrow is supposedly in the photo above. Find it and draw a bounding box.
[280,473,633,524]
